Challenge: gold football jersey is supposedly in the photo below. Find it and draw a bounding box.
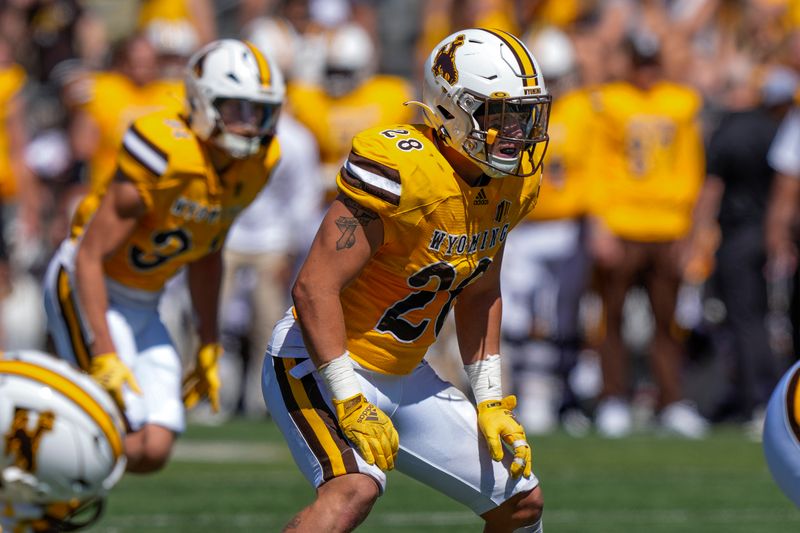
[137,0,191,25]
[334,124,541,375]
[70,109,280,292]
[0,63,26,199]
[589,81,704,241]
[527,88,595,221]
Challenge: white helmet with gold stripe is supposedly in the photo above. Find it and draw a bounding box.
[185,39,286,158]
[418,28,551,178]
[0,350,126,530]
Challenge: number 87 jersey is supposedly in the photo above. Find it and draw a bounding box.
[336,123,541,375]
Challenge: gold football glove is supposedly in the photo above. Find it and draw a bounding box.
[89,352,142,411]
[477,395,532,479]
[182,343,223,413]
[333,393,399,471]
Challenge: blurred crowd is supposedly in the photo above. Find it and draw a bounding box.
[1,0,799,438]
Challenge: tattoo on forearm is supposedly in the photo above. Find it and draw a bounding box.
[284,515,302,530]
[335,198,378,250]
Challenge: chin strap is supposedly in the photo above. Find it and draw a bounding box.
[214,131,262,159]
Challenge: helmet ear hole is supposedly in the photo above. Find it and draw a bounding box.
[437,105,455,120]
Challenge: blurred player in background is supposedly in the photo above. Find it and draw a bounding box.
[75,34,187,193]
[0,38,39,348]
[763,357,800,508]
[263,28,550,532]
[213,17,324,418]
[0,350,126,532]
[589,32,708,439]
[500,27,595,435]
[42,39,285,473]
[288,21,414,200]
[696,66,796,430]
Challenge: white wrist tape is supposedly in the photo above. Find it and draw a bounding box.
[317,351,362,401]
[463,354,503,404]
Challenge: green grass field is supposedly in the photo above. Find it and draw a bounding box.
[88,419,799,532]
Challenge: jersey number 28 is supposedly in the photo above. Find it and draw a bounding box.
[376,258,492,342]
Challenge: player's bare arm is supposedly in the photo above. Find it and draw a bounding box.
[334,197,379,250]
[75,173,146,356]
[293,193,383,366]
[454,243,505,365]
[187,249,223,345]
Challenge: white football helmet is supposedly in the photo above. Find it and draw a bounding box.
[244,17,300,79]
[143,18,200,59]
[526,27,576,81]
[417,28,551,178]
[185,39,285,158]
[322,23,376,97]
[0,350,126,530]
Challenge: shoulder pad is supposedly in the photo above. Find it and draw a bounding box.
[337,124,436,214]
[119,111,205,180]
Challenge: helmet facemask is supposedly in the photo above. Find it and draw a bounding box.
[458,91,551,177]
[209,97,281,159]
[417,28,553,179]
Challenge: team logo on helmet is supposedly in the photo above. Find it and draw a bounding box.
[4,408,55,472]
[432,34,465,85]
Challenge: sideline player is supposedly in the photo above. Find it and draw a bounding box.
[263,28,551,532]
[43,39,285,473]
[763,358,800,508]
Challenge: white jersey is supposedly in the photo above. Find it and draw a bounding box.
[225,113,324,255]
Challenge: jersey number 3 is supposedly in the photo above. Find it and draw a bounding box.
[376,258,492,342]
[130,228,191,270]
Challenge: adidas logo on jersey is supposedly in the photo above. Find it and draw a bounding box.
[474,188,489,205]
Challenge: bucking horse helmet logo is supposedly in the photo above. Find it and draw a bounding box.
[432,34,465,85]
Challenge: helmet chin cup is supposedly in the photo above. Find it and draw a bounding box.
[214,131,262,159]
[486,152,521,176]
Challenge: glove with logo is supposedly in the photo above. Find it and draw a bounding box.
[90,352,142,411]
[333,393,399,471]
[183,343,223,413]
[477,395,532,479]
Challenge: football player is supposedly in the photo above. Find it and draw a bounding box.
[588,33,709,439]
[77,34,187,193]
[287,22,415,199]
[0,350,126,532]
[43,39,285,473]
[500,27,595,435]
[763,358,800,508]
[262,28,550,532]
